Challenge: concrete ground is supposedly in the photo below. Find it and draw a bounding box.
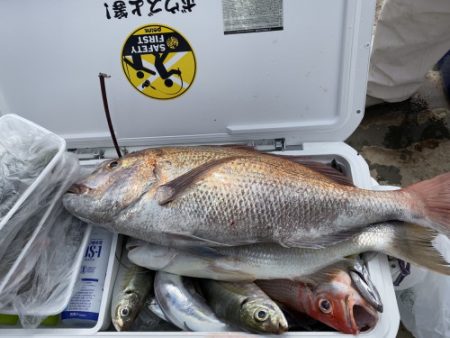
[346,71,450,338]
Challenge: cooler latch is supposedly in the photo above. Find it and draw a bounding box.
[249,138,288,152]
[274,138,285,151]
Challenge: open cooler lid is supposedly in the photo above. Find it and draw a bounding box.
[0,0,375,148]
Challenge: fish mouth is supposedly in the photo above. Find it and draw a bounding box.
[277,319,289,333]
[66,183,91,195]
[352,304,379,333]
[270,316,289,334]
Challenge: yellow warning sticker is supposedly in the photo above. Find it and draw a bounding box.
[121,24,196,100]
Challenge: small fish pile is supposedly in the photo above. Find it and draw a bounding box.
[65,146,450,334]
[112,253,380,334]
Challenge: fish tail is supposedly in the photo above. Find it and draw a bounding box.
[402,172,450,237]
[385,223,450,275]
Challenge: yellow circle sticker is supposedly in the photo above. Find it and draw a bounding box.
[121,24,196,100]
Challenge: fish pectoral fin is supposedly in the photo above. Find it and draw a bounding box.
[126,237,148,251]
[155,156,243,205]
[163,231,234,248]
[182,246,225,259]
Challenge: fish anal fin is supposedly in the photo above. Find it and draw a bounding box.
[282,227,366,249]
[155,156,242,205]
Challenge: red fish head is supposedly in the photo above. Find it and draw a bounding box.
[301,270,379,334]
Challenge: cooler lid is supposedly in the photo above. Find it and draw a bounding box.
[0,0,375,148]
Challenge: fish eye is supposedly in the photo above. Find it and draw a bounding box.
[109,160,119,169]
[318,298,332,314]
[120,306,130,317]
[254,309,269,322]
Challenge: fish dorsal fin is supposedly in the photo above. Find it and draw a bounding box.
[301,260,355,286]
[270,155,352,187]
[220,145,354,186]
[293,159,354,186]
[155,156,242,205]
[156,152,353,206]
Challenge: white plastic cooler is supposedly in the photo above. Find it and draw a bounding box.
[0,0,401,337]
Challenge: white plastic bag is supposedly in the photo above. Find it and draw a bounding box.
[0,115,60,221]
[396,235,450,338]
[0,115,63,260]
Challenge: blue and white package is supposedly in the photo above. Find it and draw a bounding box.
[61,227,113,327]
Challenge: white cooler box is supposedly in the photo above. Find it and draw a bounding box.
[0,0,400,337]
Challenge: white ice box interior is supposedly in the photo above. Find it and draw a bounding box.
[0,0,401,337]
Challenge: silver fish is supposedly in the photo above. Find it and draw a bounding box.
[201,280,288,334]
[154,271,231,332]
[127,222,450,281]
[111,254,154,331]
[63,146,450,249]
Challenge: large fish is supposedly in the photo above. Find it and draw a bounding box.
[63,146,450,248]
[126,222,450,281]
[154,271,231,332]
[256,265,379,335]
[200,279,288,334]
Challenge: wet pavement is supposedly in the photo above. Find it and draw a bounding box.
[346,71,450,338]
[348,96,450,186]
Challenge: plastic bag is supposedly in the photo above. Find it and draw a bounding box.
[0,116,63,260]
[0,116,60,221]
[396,235,450,338]
[0,150,79,271]
[0,152,90,328]
[10,209,89,328]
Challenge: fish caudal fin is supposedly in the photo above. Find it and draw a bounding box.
[404,172,450,237]
[387,223,450,275]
